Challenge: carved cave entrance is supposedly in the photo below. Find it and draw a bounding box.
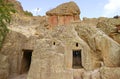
[72,50,83,69]
[20,50,33,74]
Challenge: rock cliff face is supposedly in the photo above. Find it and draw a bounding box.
[7,0,24,14]
[46,1,80,28]
[97,18,120,44]
[0,1,120,79]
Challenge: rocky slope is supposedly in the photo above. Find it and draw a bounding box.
[97,18,120,44]
[0,1,120,79]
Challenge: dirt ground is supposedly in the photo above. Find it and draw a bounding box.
[8,73,27,79]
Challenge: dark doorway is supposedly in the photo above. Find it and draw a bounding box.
[72,50,83,69]
[20,50,33,74]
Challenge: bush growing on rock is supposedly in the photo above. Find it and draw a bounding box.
[24,10,33,16]
[0,0,15,48]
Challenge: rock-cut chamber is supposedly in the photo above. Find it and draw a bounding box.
[72,50,83,69]
[20,50,33,74]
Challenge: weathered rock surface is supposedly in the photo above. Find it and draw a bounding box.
[0,54,9,79]
[7,0,24,14]
[0,31,27,75]
[27,39,71,79]
[75,23,120,68]
[97,18,120,44]
[46,1,80,27]
[46,1,80,16]
[0,1,120,79]
[0,30,37,79]
[100,67,120,79]
[82,17,107,27]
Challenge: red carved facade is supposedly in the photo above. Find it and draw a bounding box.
[46,1,80,28]
[47,15,80,27]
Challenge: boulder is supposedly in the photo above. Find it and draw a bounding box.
[97,18,120,44]
[100,67,120,79]
[75,23,120,68]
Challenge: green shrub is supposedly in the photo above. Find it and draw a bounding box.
[24,11,33,16]
[0,0,15,48]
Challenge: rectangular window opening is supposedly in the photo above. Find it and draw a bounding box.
[72,50,83,69]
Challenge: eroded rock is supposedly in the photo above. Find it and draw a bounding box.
[0,1,120,79]
[46,1,80,27]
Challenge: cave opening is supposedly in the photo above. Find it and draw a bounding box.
[20,50,33,74]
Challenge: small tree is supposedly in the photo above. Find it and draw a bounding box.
[0,0,15,48]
